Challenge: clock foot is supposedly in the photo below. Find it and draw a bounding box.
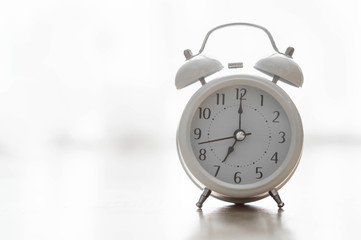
[196,188,211,208]
[269,188,285,208]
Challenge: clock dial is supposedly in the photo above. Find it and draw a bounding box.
[190,85,291,185]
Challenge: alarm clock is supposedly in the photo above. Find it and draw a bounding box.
[175,23,304,208]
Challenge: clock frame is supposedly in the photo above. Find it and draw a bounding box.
[177,74,303,204]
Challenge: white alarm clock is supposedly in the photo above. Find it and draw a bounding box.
[175,23,304,208]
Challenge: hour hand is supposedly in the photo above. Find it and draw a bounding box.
[222,140,237,162]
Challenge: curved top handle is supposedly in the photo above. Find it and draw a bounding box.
[193,22,282,57]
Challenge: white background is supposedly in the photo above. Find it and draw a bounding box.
[0,0,360,239]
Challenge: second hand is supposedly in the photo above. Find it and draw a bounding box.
[198,136,234,145]
[198,133,252,145]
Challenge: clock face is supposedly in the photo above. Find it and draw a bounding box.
[190,84,291,185]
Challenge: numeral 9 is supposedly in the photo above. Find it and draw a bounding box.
[194,128,201,140]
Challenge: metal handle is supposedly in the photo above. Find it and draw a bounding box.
[194,22,282,57]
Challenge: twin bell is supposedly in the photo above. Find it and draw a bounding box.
[175,47,303,90]
[175,23,303,90]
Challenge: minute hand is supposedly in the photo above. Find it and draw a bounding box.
[238,97,243,129]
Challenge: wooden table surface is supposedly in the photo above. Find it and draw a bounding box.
[1,134,360,240]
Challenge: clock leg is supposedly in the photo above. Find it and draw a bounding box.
[196,188,212,208]
[269,188,285,208]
